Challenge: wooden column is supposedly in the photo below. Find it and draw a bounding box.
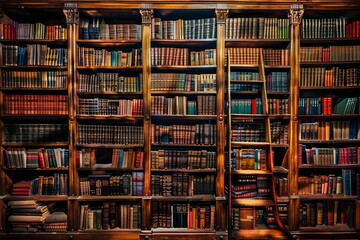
[288,3,303,232]
[215,8,228,233]
[140,8,153,232]
[63,2,78,231]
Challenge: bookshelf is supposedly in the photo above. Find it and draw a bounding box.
[0,1,360,240]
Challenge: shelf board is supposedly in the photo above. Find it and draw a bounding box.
[3,167,69,171]
[299,164,360,169]
[151,168,216,173]
[152,65,216,70]
[151,115,217,120]
[267,91,290,95]
[2,194,68,201]
[76,115,144,121]
[231,169,272,175]
[76,66,142,72]
[1,87,68,92]
[225,39,290,48]
[300,37,360,45]
[151,91,216,95]
[269,114,291,119]
[274,166,289,173]
[300,61,360,66]
[299,114,360,120]
[2,143,69,147]
[150,195,215,202]
[78,167,143,172]
[231,142,270,147]
[76,195,142,201]
[229,80,263,84]
[76,39,141,46]
[231,114,267,119]
[298,194,358,200]
[0,65,67,70]
[272,144,289,148]
[300,86,360,90]
[232,229,288,239]
[0,39,67,44]
[299,139,360,145]
[231,198,275,207]
[79,228,141,233]
[276,196,289,203]
[151,228,215,234]
[75,144,143,149]
[151,39,217,47]
[298,224,356,232]
[264,65,290,69]
[227,64,259,69]
[77,92,143,96]
[151,143,216,148]
[1,114,68,120]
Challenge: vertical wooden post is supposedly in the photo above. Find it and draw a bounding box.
[215,8,228,232]
[63,2,78,231]
[288,3,303,232]
[140,8,153,232]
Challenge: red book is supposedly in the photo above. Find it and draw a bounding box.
[251,99,257,114]
[356,20,360,38]
[327,201,334,226]
[348,23,352,38]
[38,150,45,168]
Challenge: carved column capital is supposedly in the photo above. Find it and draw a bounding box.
[140,9,153,25]
[288,4,304,26]
[215,9,229,24]
[63,3,79,25]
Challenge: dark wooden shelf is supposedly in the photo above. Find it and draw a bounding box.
[231,198,275,207]
[267,92,290,96]
[269,114,291,119]
[75,144,143,149]
[299,164,360,169]
[300,61,360,66]
[151,228,215,233]
[229,80,263,84]
[227,64,259,69]
[76,195,142,201]
[274,166,289,174]
[276,196,289,203]
[1,87,68,92]
[151,115,217,120]
[150,195,216,202]
[298,224,356,232]
[151,143,216,148]
[264,65,290,69]
[0,65,67,70]
[76,39,141,47]
[300,37,360,45]
[299,139,360,145]
[76,66,142,72]
[2,143,69,147]
[76,115,144,121]
[272,144,289,148]
[300,86,360,91]
[1,194,68,202]
[225,39,290,48]
[231,142,270,147]
[231,169,272,175]
[0,39,67,45]
[77,92,143,96]
[299,114,360,120]
[1,114,68,120]
[231,114,268,120]
[152,65,216,70]
[232,229,288,239]
[298,194,358,201]
[151,39,217,47]
[151,91,216,95]
[3,167,69,171]
[151,168,216,173]
[78,167,144,172]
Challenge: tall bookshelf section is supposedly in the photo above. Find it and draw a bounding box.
[149,9,219,235]
[293,7,360,238]
[225,9,291,239]
[0,8,70,234]
[72,7,144,235]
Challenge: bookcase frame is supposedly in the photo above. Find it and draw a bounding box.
[0,1,359,240]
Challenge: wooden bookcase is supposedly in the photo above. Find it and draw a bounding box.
[0,1,359,240]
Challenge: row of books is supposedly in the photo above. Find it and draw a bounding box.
[11,173,68,196]
[4,124,68,144]
[301,18,347,39]
[226,48,289,66]
[230,98,262,114]
[151,95,215,115]
[78,98,143,116]
[228,71,259,81]
[80,172,143,196]
[346,20,360,38]
[76,148,143,169]
[275,177,289,197]
[299,97,359,115]
[232,207,269,230]
[277,204,289,225]
[151,173,215,196]
[77,125,144,145]
[300,45,360,62]
[298,170,359,196]
[299,67,360,87]
[3,147,69,169]
[7,200,67,233]
[266,72,289,92]
[225,17,289,40]
[271,121,289,144]
[151,149,216,170]
[299,201,356,228]
[151,73,216,92]
[3,95,68,115]
[298,145,360,165]
[77,47,142,67]
[79,203,141,230]
[230,83,260,92]
[230,175,270,199]
[0,44,68,66]
[78,73,142,93]
[2,71,67,88]
[268,98,289,115]
[299,120,359,141]
[79,18,141,40]
[151,17,216,40]
[151,202,215,229]
[150,47,216,66]
[231,148,267,170]
[0,21,67,40]
[151,124,216,145]
[231,122,266,143]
